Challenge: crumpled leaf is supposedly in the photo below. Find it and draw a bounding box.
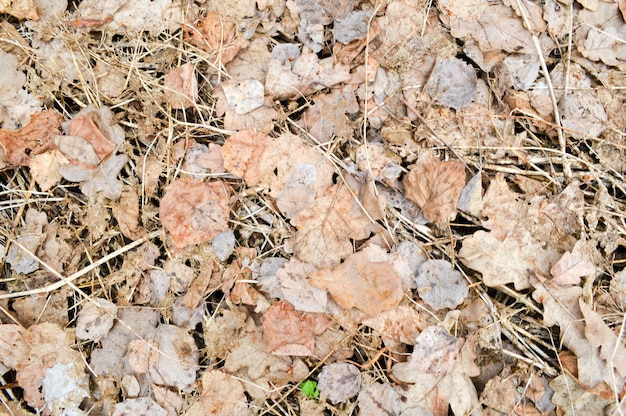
[459,229,556,289]
[164,63,198,109]
[403,151,466,223]
[333,10,371,44]
[309,248,404,317]
[261,300,331,356]
[68,106,122,161]
[401,326,462,376]
[111,187,146,240]
[549,374,613,416]
[317,362,361,404]
[190,10,243,64]
[425,57,477,109]
[184,371,248,416]
[145,324,199,391]
[577,2,626,70]
[0,110,61,166]
[357,380,403,416]
[159,178,230,253]
[75,298,117,342]
[416,259,469,310]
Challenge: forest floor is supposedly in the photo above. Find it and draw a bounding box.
[1,0,626,415]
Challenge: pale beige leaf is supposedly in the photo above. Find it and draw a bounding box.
[147,324,199,391]
[111,187,146,240]
[550,240,597,286]
[28,149,68,191]
[75,298,117,342]
[318,363,361,404]
[362,305,429,344]
[403,151,466,223]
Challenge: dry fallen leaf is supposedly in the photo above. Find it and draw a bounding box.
[184,371,248,416]
[191,11,243,64]
[0,110,61,166]
[309,248,404,317]
[164,62,198,109]
[425,57,477,110]
[275,258,329,313]
[550,239,597,286]
[222,129,273,186]
[75,298,117,342]
[416,259,469,311]
[0,0,38,20]
[318,362,361,404]
[111,187,146,240]
[403,151,466,223]
[159,178,230,253]
[362,305,429,345]
[261,300,331,356]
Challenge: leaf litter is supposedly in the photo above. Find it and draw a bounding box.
[0,0,625,415]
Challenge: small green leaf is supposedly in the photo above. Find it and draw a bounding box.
[300,380,319,399]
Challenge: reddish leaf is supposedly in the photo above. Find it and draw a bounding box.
[403,151,466,223]
[164,63,198,110]
[0,110,62,166]
[261,300,331,356]
[222,129,272,186]
[159,178,230,253]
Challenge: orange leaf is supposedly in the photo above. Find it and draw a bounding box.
[222,129,272,186]
[69,110,117,161]
[0,110,62,166]
[309,249,404,317]
[159,178,230,253]
[403,151,466,223]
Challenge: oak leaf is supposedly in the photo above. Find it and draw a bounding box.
[159,178,230,253]
[403,151,466,223]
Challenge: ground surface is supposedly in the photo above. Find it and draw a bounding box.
[0,0,626,415]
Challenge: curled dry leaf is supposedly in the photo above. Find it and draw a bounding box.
[309,249,404,317]
[111,187,146,240]
[159,178,230,253]
[261,300,331,356]
[164,62,198,110]
[0,0,38,20]
[403,151,466,223]
[68,107,119,160]
[0,110,62,166]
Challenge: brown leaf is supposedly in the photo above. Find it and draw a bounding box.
[309,249,404,317]
[191,11,242,65]
[159,178,230,253]
[0,0,39,20]
[111,187,146,240]
[0,110,62,166]
[185,371,248,416]
[403,151,466,223]
[261,300,331,356]
[69,111,117,161]
[222,129,272,186]
[164,63,198,110]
